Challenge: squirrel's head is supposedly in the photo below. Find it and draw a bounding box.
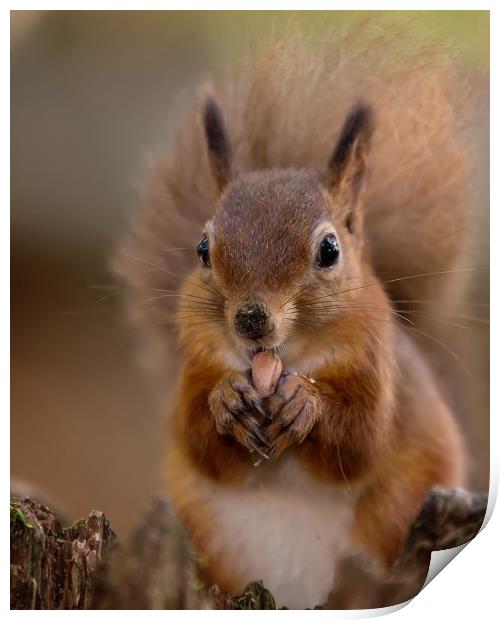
[181,98,376,365]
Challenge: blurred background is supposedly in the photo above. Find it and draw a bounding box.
[11,11,489,538]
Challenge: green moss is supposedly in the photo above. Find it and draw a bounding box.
[190,579,206,594]
[10,505,33,530]
[233,581,277,610]
[65,518,86,532]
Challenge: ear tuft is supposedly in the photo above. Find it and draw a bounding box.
[203,97,232,192]
[328,103,374,193]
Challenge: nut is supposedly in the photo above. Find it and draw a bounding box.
[252,351,283,397]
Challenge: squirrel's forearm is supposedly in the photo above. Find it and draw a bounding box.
[300,363,393,482]
[175,362,250,482]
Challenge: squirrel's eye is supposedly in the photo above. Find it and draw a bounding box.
[316,233,340,269]
[197,235,211,267]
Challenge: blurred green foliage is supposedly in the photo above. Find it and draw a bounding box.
[14,10,489,69]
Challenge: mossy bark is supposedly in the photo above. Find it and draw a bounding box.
[10,498,115,609]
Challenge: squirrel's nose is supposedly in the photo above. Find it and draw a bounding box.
[234,303,272,340]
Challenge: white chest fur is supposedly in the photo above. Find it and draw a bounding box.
[203,457,358,609]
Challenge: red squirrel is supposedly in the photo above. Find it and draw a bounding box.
[115,28,474,608]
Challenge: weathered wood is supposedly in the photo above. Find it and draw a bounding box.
[207,581,279,610]
[91,497,204,610]
[10,486,488,610]
[10,497,115,609]
[394,486,488,574]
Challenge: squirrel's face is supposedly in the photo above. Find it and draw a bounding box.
[194,170,365,357]
[179,98,374,362]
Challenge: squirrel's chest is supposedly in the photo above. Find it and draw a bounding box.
[204,457,358,609]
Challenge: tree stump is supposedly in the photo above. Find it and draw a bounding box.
[10,486,488,610]
[10,498,115,609]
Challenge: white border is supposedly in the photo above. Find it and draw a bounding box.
[6,4,493,617]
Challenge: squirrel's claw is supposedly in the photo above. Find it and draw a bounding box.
[209,370,273,457]
[265,373,321,457]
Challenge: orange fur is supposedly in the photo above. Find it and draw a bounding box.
[115,23,476,608]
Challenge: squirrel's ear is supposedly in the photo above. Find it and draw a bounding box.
[203,97,232,193]
[328,103,373,232]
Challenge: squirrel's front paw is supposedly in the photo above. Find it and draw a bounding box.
[266,373,321,456]
[209,371,274,459]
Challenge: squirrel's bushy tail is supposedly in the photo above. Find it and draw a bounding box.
[114,21,479,362]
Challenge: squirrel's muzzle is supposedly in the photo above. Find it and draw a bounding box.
[234,303,272,340]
